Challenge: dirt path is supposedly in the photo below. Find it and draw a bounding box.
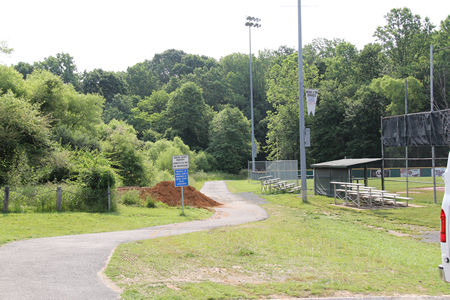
[0,181,268,299]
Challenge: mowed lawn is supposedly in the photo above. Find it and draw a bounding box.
[0,205,212,246]
[106,178,449,299]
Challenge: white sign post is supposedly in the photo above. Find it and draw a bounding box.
[172,155,189,216]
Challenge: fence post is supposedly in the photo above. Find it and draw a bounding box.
[107,181,111,212]
[3,186,9,213]
[56,187,62,212]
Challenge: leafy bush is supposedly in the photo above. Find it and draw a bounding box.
[192,151,216,172]
[154,170,173,183]
[120,190,141,206]
[146,197,157,208]
[0,92,51,185]
[117,190,158,208]
[155,146,182,171]
[78,166,116,212]
[102,120,150,186]
[42,146,74,183]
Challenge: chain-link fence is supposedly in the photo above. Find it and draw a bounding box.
[248,160,298,183]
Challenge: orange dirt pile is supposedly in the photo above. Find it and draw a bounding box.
[117,181,222,209]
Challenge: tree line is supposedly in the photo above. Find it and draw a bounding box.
[1,8,449,191]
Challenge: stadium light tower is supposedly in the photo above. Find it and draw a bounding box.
[245,16,260,175]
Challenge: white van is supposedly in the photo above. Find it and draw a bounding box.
[439,152,450,282]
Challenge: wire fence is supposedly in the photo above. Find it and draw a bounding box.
[1,184,113,213]
[248,160,299,183]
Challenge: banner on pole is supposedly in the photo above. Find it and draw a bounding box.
[306,89,319,116]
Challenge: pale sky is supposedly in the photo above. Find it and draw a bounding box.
[1,0,449,72]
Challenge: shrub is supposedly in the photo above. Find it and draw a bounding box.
[155,169,173,182]
[192,151,216,172]
[146,197,157,208]
[102,120,150,186]
[78,166,116,212]
[120,190,141,206]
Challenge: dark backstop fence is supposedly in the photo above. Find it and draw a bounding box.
[381,109,449,203]
[382,109,449,147]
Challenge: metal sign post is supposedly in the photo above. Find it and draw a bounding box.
[173,155,189,216]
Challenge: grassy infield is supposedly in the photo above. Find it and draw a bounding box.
[1,176,449,298]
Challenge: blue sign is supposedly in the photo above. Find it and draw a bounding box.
[174,169,189,187]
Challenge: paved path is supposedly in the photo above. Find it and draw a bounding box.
[0,181,268,300]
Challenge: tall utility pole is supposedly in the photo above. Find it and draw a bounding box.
[405,79,409,198]
[297,0,307,202]
[245,16,260,175]
[430,44,437,204]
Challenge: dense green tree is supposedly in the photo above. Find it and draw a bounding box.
[310,80,348,163]
[208,106,251,173]
[34,53,80,89]
[165,82,211,150]
[180,66,232,110]
[103,94,139,123]
[151,49,186,84]
[81,69,128,102]
[303,38,345,77]
[102,120,150,186]
[126,60,159,98]
[322,42,359,84]
[220,53,249,113]
[374,8,434,77]
[14,62,34,79]
[0,65,26,97]
[370,75,426,115]
[25,70,70,123]
[0,92,51,184]
[265,52,319,161]
[25,70,104,149]
[173,53,217,76]
[431,16,450,109]
[220,52,274,159]
[131,90,169,140]
[344,86,388,158]
[355,44,385,83]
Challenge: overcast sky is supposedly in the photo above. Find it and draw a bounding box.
[1,0,448,72]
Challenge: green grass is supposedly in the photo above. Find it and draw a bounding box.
[0,204,212,246]
[106,178,448,299]
[0,174,244,246]
[189,171,246,191]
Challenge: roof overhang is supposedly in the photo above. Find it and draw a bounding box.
[311,158,382,169]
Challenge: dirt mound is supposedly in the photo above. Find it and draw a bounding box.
[117,181,222,209]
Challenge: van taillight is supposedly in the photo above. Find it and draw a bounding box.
[441,209,446,243]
